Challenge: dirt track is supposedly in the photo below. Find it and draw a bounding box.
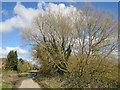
[18,78,40,88]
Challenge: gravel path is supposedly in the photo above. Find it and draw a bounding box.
[18,78,40,88]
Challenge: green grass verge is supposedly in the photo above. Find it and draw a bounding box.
[43,80,62,88]
[35,74,64,88]
[0,88,1,90]
[0,81,2,90]
[2,81,13,88]
[18,72,29,77]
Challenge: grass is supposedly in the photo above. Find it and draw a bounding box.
[0,81,2,90]
[2,81,13,88]
[35,73,65,88]
[43,80,62,88]
[2,70,29,89]
[18,72,30,77]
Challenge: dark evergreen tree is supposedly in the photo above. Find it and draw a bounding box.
[5,50,18,71]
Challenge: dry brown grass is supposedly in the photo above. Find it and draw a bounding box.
[2,71,19,82]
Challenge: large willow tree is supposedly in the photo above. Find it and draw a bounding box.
[20,3,118,78]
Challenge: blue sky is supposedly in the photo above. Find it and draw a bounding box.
[1,2,118,61]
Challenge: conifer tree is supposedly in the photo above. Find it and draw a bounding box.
[5,50,18,71]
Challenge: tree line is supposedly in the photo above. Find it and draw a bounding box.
[3,50,39,72]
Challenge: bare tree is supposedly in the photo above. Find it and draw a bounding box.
[72,3,118,77]
[20,9,76,74]
[20,3,118,77]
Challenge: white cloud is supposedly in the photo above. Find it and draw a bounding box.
[37,1,46,9]
[0,46,27,58]
[0,16,23,32]
[1,10,8,15]
[0,2,41,32]
[45,3,78,18]
[0,2,79,33]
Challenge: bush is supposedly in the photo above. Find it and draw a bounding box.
[64,56,119,88]
[17,59,32,73]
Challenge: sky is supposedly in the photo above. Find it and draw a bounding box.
[0,2,118,61]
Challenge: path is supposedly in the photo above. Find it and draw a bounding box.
[18,78,40,88]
